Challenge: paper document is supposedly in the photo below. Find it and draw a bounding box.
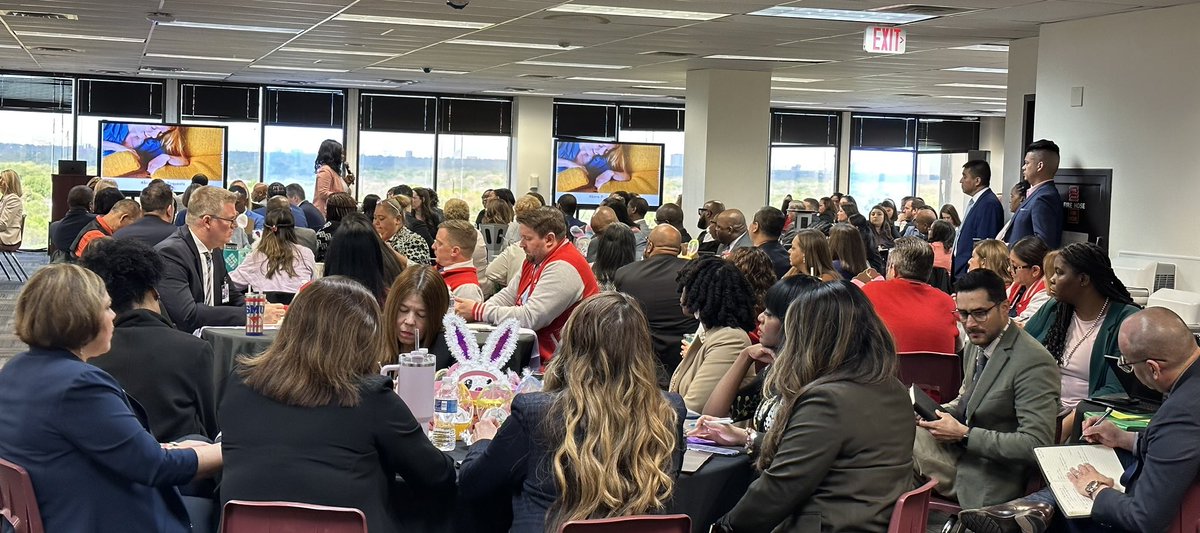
[1033,445,1126,518]
[682,450,712,474]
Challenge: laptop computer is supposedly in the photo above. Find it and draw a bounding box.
[1091,354,1164,414]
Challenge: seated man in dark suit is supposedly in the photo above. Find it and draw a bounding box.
[155,186,283,333]
[696,200,724,255]
[750,206,790,278]
[285,183,326,231]
[654,202,691,243]
[613,224,699,382]
[80,238,218,441]
[50,185,94,260]
[913,269,1061,509]
[114,182,177,248]
[961,307,1200,533]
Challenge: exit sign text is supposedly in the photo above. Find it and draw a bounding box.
[864,26,906,54]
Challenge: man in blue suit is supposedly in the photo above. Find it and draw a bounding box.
[953,160,1004,278]
[1005,139,1064,249]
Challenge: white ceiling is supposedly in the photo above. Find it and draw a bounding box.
[0,0,1195,116]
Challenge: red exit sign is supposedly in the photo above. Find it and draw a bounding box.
[863,26,906,54]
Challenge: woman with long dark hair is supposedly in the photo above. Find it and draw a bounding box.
[315,192,357,262]
[325,212,404,304]
[940,204,962,228]
[361,194,380,220]
[1024,241,1139,438]
[786,229,841,281]
[868,204,896,251]
[380,265,454,368]
[229,208,316,293]
[411,187,441,228]
[590,222,636,290]
[828,223,869,280]
[313,139,353,217]
[460,293,685,532]
[840,202,884,271]
[1006,235,1051,324]
[700,281,915,532]
[927,220,956,272]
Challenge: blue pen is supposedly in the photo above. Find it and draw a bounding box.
[1092,407,1115,426]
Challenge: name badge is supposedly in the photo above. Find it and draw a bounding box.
[222,281,231,304]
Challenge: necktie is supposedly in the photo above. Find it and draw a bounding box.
[202,251,214,306]
[959,350,989,420]
[966,197,976,217]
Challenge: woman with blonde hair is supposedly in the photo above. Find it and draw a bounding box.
[381,265,454,368]
[220,276,455,533]
[0,169,25,246]
[229,207,316,294]
[969,238,1014,286]
[786,228,841,281]
[373,195,431,266]
[460,292,686,532]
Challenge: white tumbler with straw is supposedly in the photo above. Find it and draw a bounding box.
[394,329,435,432]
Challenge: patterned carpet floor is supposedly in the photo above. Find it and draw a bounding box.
[0,251,50,367]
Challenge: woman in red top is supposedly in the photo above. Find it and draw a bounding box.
[1006,235,1051,324]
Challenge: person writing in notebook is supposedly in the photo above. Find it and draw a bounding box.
[960,307,1200,533]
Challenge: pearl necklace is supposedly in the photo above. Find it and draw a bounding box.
[1062,298,1110,368]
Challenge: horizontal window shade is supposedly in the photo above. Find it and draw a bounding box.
[851,115,916,149]
[78,79,163,118]
[917,118,980,152]
[554,102,617,139]
[0,75,72,113]
[438,97,511,135]
[360,93,436,133]
[264,87,345,127]
[771,111,839,146]
[619,106,683,131]
[180,82,259,121]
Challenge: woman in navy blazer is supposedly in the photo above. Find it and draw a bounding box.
[0,264,221,533]
[460,292,687,533]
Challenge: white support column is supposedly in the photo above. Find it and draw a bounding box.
[682,69,772,215]
[511,96,554,194]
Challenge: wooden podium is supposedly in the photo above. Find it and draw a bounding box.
[51,174,93,221]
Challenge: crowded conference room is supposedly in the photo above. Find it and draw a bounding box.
[2,1,1200,532]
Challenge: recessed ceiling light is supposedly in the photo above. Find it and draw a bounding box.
[771,76,824,83]
[773,86,850,93]
[749,6,937,24]
[937,83,1007,89]
[139,67,230,76]
[936,95,1006,100]
[943,66,1008,74]
[157,21,300,34]
[973,102,1007,106]
[583,91,660,97]
[482,90,563,96]
[446,39,581,50]
[280,47,395,57]
[365,66,468,75]
[0,44,21,49]
[249,65,349,73]
[139,70,230,78]
[950,44,1010,52]
[772,101,824,106]
[15,31,144,43]
[546,4,728,21]
[333,13,492,29]
[705,54,829,63]
[517,60,630,70]
[634,85,685,90]
[145,53,254,62]
[568,77,663,84]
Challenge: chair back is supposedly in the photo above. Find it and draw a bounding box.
[559,514,690,533]
[479,223,509,254]
[897,352,963,404]
[927,267,952,294]
[264,291,295,305]
[220,500,366,533]
[1168,477,1200,533]
[888,479,937,533]
[0,458,44,533]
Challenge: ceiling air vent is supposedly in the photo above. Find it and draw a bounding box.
[379,79,417,86]
[518,74,559,79]
[141,66,183,73]
[90,69,129,75]
[895,93,930,97]
[32,46,82,54]
[873,4,978,16]
[846,105,871,109]
[502,87,536,92]
[639,51,695,58]
[0,10,79,20]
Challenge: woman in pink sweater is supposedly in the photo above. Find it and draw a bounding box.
[313,139,352,217]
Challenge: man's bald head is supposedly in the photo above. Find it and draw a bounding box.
[1119,307,1200,392]
[656,203,684,226]
[914,209,937,236]
[712,209,746,245]
[590,206,617,235]
[646,224,682,257]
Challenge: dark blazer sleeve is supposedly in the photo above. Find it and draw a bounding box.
[717,385,845,531]
[156,236,244,332]
[368,378,456,497]
[458,393,535,502]
[1029,188,1063,249]
[193,341,219,439]
[53,367,198,486]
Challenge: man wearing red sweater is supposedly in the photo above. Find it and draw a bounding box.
[434,219,484,301]
[861,237,961,355]
[453,207,599,366]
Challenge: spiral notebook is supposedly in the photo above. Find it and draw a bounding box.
[1033,445,1127,518]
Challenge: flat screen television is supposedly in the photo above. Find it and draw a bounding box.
[553,140,665,208]
[98,121,228,192]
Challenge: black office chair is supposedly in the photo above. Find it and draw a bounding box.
[264,292,295,305]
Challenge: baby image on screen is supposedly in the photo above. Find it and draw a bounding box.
[556,142,630,190]
[101,124,190,177]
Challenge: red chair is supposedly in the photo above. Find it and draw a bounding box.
[219,500,367,533]
[1168,478,1200,533]
[897,352,962,404]
[559,514,691,533]
[889,479,938,533]
[0,458,44,533]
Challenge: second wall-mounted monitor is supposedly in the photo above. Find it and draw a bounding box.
[98,121,228,192]
[553,140,665,208]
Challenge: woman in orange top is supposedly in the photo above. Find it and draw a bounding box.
[313,139,353,217]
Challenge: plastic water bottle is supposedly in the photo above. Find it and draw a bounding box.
[432,378,458,452]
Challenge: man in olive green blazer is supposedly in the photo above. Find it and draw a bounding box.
[914,270,1061,509]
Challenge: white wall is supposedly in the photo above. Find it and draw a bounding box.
[1004,37,1038,196]
[1035,3,1200,290]
[511,96,554,194]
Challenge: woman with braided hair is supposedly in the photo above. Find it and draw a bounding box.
[1024,242,1139,440]
[669,256,758,412]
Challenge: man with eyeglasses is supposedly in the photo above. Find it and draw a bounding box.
[695,200,724,255]
[156,186,282,333]
[913,269,1061,511]
[961,307,1200,533]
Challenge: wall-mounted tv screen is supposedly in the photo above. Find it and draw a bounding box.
[98,121,227,192]
[553,140,665,207]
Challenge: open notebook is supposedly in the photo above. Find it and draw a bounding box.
[1033,445,1127,518]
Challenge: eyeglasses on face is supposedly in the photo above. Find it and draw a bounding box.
[1116,354,1162,373]
[697,208,711,216]
[954,302,1000,323]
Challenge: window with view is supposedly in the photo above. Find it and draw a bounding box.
[0,110,73,249]
[357,131,435,199]
[436,134,510,216]
[262,125,344,199]
[768,111,840,208]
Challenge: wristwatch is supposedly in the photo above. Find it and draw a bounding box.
[1085,480,1106,499]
